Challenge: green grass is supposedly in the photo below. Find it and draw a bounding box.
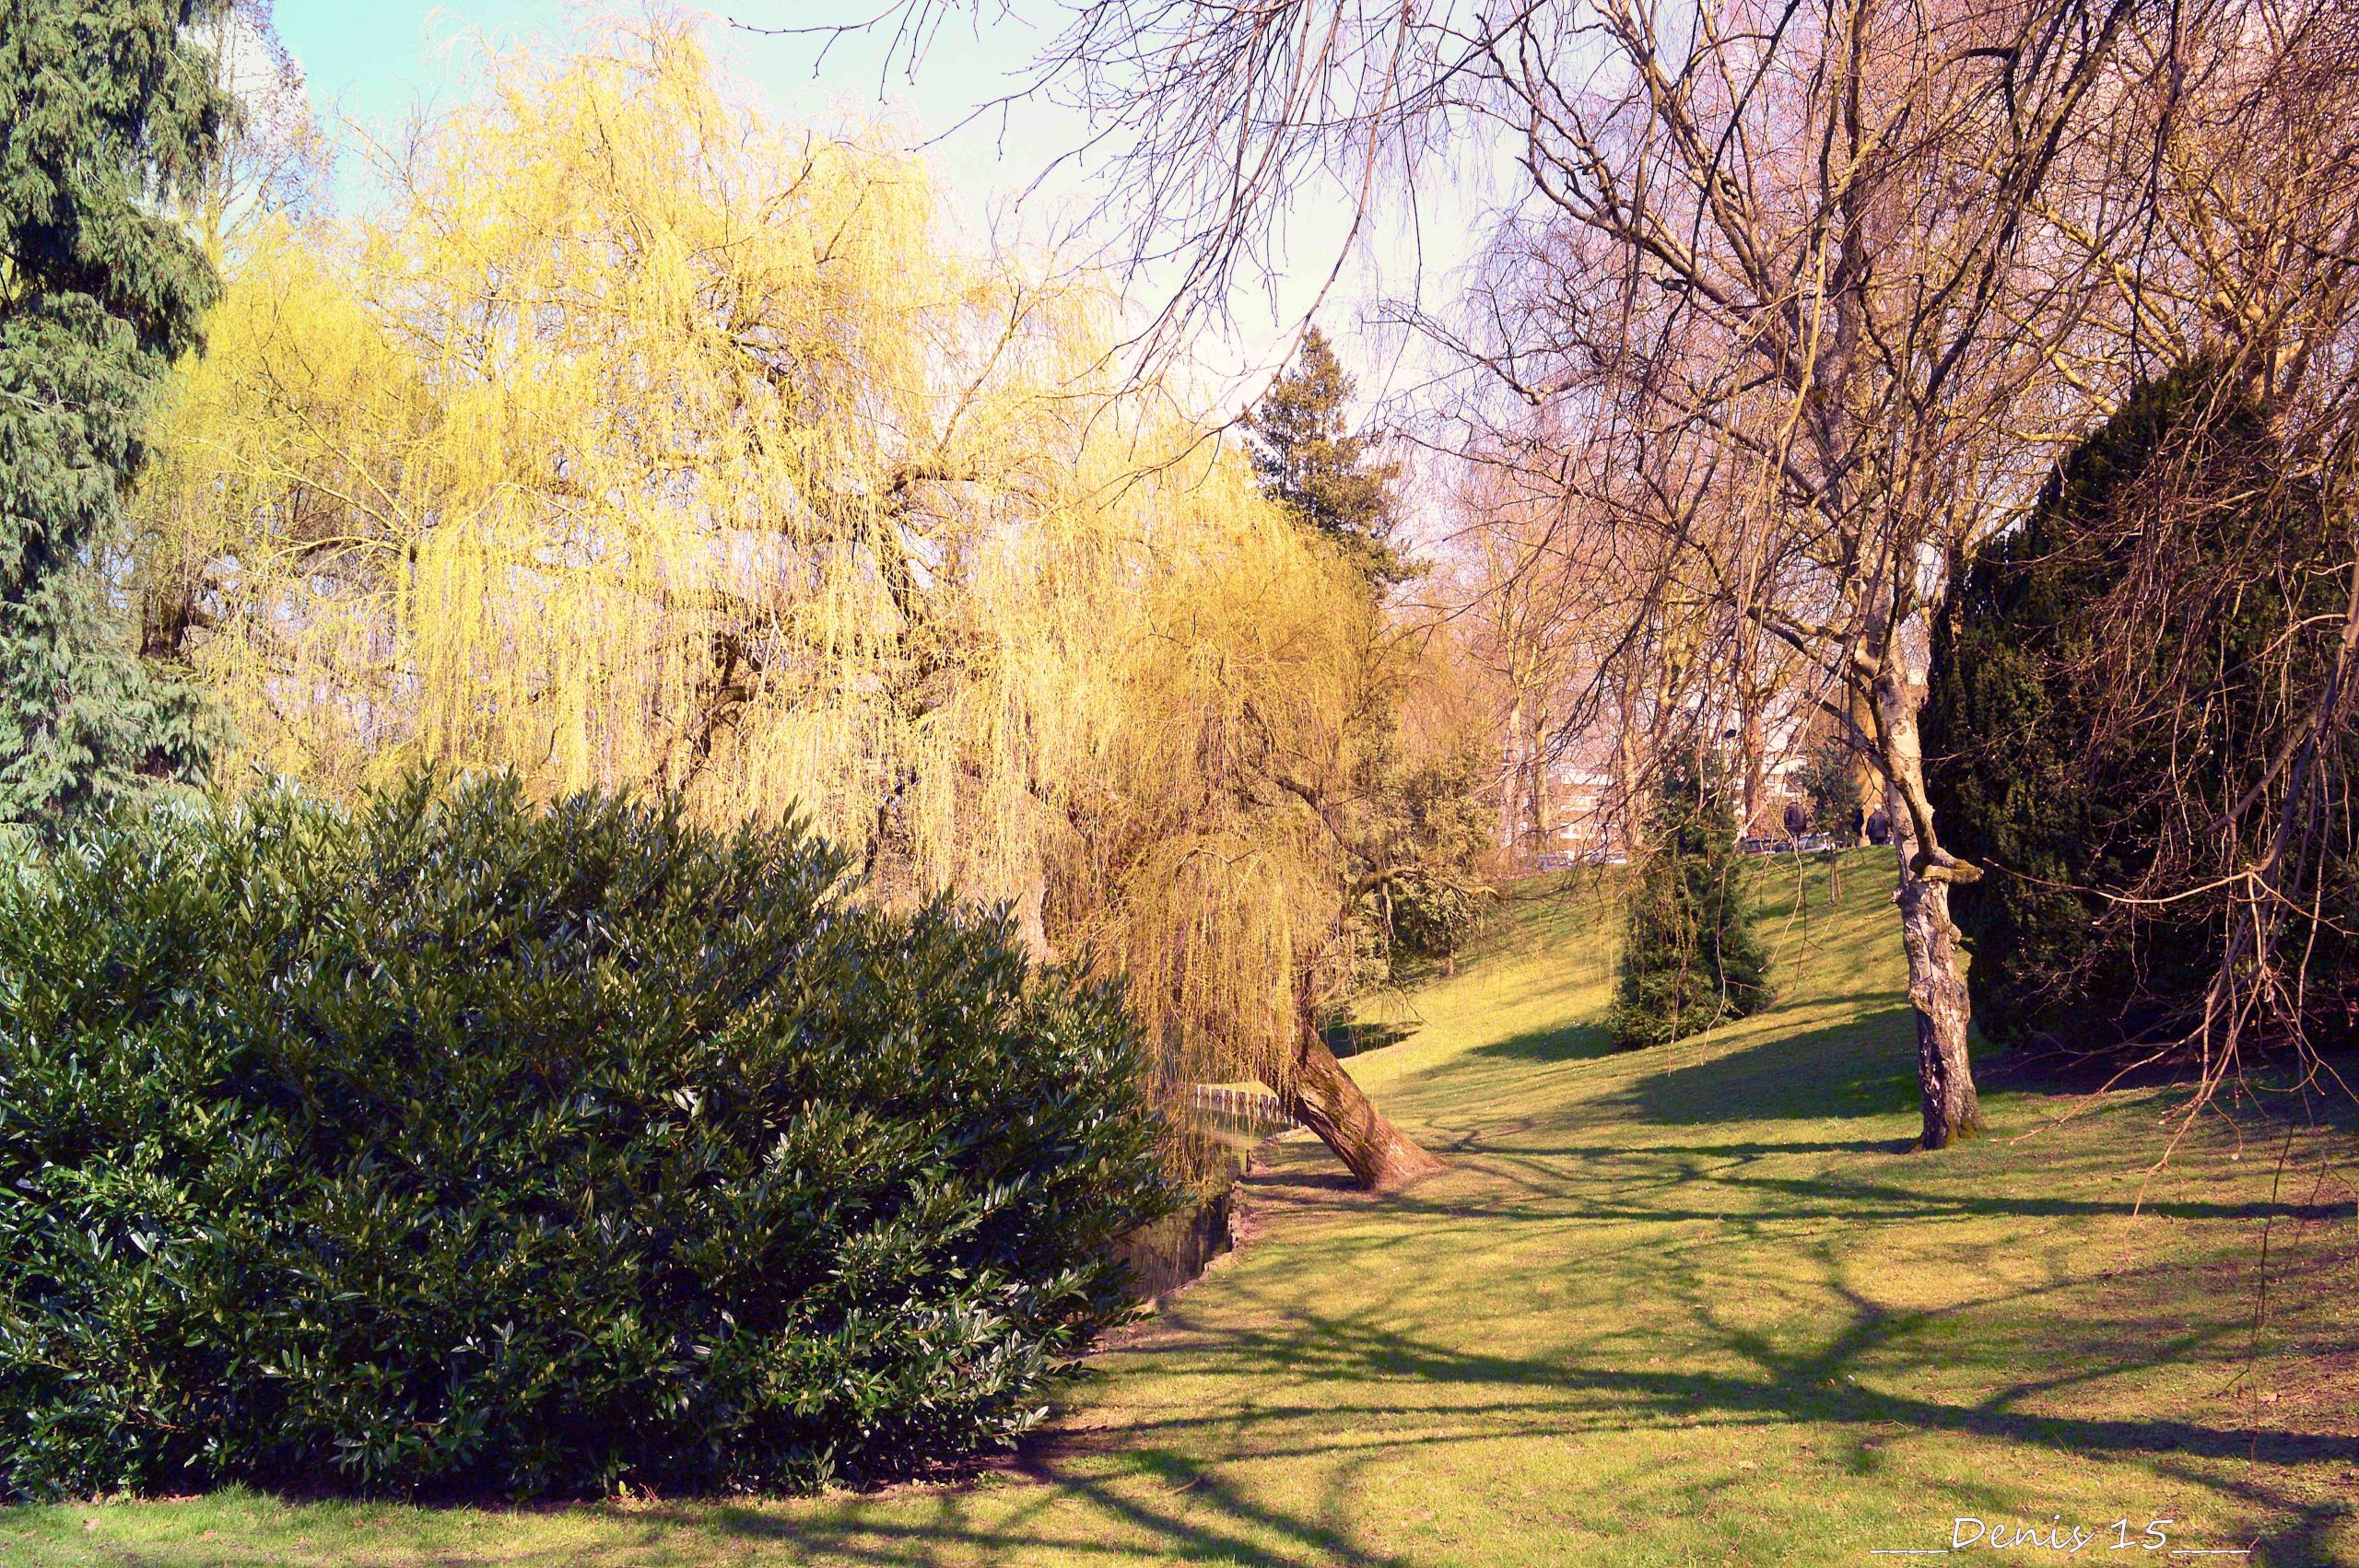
[11,850,2356,1565]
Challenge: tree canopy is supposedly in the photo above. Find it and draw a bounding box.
[131,19,1446,1184]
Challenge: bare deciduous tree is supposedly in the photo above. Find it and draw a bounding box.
[783,0,2353,1148]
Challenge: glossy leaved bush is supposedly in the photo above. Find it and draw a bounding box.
[0,774,1171,1500]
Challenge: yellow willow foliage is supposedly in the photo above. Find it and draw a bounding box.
[1072,509,1385,1091]
[134,21,1378,1091]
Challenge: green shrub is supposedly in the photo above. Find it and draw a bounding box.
[1924,363,2356,1052]
[1608,748,1771,1048]
[0,773,1171,1500]
[1382,868,1490,963]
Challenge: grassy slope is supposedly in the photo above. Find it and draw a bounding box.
[12,851,2356,1566]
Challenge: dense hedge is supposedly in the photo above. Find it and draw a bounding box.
[0,775,1171,1500]
[1925,364,2356,1052]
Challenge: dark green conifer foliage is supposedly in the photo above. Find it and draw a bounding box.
[1924,362,2353,1052]
[1795,733,1861,837]
[1244,327,1405,587]
[1,0,229,828]
[1608,747,1772,1047]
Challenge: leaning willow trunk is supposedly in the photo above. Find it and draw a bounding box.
[1282,996,1448,1190]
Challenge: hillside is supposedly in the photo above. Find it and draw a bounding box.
[13,852,2355,1566]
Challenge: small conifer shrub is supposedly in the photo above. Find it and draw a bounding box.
[1608,748,1772,1047]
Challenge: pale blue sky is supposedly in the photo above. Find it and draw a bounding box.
[276,5,1067,211]
[271,3,1485,399]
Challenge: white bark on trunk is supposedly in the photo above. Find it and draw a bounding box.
[1871,669,1984,1148]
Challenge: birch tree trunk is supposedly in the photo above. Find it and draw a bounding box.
[1890,809,1982,1146]
[1871,668,1985,1148]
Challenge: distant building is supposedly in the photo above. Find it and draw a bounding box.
[1501,747,1627,868]
[1496,686,1844,868]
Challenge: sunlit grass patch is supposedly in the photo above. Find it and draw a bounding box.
[10,850,2354,1566]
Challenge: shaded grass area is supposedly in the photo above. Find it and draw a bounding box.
[11,850,2357,1565]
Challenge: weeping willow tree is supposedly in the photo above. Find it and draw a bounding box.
[1065,498,1448,1188]
[132,18,1442,1189]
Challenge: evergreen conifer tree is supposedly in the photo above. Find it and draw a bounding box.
[1795,734,1862,839]
[1243,327,1405,587]
[1923,362,2353,1051]
[1609,745,1772,1047]
[2,0,229,828]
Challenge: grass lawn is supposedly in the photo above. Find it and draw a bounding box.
[10,850,2355,1565]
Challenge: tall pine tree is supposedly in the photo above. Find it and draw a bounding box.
[1609,745,1772,1047]
[1243,327,1405,588]
[2,0,229,828]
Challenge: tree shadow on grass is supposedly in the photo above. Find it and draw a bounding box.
[1323,1019,1416,1059]
[648,945,2347,1564]
[663,1428,1418,1568]
[678,1239,2355,1566]
[1470,1019,1615,1062]
[1284,1148,2353,1228]
[1137,1300,2355,1471]
[511,1059,2359,1568]
[1616,1009,1922,1127]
